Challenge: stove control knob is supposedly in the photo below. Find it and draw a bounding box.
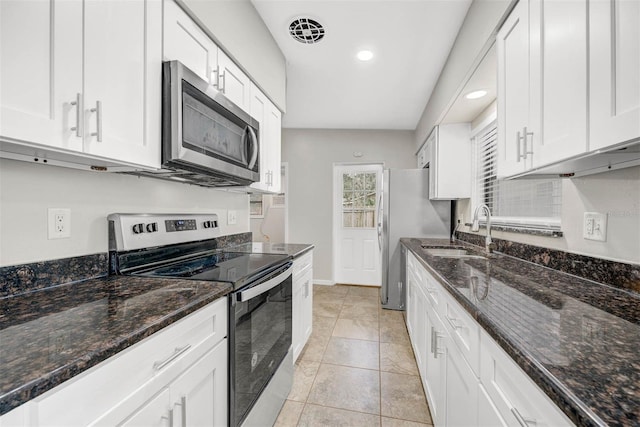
[146,222,158,233]
[132,223,145,234]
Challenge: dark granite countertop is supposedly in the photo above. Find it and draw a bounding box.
[400,238,640,427]
[0,275,232,416]
[227,242,314,259]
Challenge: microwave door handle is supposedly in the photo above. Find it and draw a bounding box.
[246,126,259,170]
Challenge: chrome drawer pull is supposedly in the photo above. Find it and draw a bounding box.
[153,344,191,371]
[511,407,536,426]
[90,100,102,142]
[69,93,82,137]
[446,316,464,330]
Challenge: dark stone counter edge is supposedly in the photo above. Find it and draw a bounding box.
[400,239,606,427]
[291,245,315,258]
[0,285,232,416]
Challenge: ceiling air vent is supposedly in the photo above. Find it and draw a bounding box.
[289,18,325,44]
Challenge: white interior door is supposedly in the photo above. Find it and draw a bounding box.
[333,164,382,286]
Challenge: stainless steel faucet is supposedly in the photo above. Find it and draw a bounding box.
[472,204,496,253]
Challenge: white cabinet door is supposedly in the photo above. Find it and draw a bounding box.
[497,0,533,177]
[300,267,313,347]
[0,0,83,152]
[589,0,640,150]
[428,124,471,200]
[477,384,508,427]
[266,103,282,193]
[249,86,269,192]
[83,0,162,168]
[170,339,227,427]
[444,338,478,427]
[425,307,447,427]
[530,0,588,167]
[218,50,251,113]
[120,389,172,427]
[163,0,219,85]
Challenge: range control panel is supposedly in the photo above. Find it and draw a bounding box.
[108,213,221,251]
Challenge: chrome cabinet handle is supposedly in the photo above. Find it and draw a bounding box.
[446,315,463,330]
[516,130,523,161]
[90,100,102,142]
[178,396,187,427]
[153,344,191,371]
[511,407,536,426]
[70,93,82,137]
[163,408,174,427]
[212,66,219,88]
[430,326,436,354]
[218,69,226,93]
[304,280,310,298]
[433,332,445,358]
[522,126,534,159]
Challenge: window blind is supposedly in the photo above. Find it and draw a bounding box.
[474,124,562,230]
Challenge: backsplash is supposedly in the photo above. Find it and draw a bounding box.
[0,232,252,298]
[456,231,640,294]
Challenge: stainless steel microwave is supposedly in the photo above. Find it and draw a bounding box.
[134,60,259,187]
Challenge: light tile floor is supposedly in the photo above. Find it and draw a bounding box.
[275,284,433,427]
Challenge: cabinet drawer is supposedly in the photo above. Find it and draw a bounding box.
[293,251,313,277]
[441,288,480,376]
[480,329,573,427]
[32,298,227,426]
[421,268,443,313]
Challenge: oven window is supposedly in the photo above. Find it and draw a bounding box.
[233,276,292,425]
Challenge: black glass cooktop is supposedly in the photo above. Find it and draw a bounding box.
[133,252,290,289]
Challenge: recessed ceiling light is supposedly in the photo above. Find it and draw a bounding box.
[356,50,374,61]
[464,90,488,100]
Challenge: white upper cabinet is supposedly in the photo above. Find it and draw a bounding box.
[0,0,83,152]
[249,83,282,193]
[530,0,588,166]
[218,51,252,114]
[427,124,471,200]
[163,0,218,85]
[497,0,639,178]
[589,0,640,150]
[0,0,162,169]
[497,0,533,177]
[83,0,162,168]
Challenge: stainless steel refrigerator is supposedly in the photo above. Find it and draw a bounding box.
[378,168,451,310]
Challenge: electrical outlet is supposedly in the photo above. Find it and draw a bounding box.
[458,214,464,224]
[583,212,607,242]
[227,210,237,225]
[48,208,71,239]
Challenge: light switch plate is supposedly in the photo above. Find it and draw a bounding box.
[583,212,607,242]
[227,210,237,225]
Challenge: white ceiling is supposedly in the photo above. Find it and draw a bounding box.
[251,0,473,130]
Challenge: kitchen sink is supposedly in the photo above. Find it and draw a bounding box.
[422,247,488,259]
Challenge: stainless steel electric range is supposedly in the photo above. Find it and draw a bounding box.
[108,213,294,427]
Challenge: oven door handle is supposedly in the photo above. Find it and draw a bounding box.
[238,264,292,302]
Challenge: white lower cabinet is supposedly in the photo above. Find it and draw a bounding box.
[1,298,228,427]
[292,251,313,361]
[404,247,573,427]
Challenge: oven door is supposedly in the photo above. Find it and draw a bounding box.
[163,60,260,183]
[229,262,293,427]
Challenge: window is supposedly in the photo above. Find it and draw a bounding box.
[342,172,377,228]
[473,123,562,229]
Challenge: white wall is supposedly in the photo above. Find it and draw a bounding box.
[180,0,287,110]
[414,0,513,150]
[457,166,640,264]
[0,159,249,266]
[282,129,416,283]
